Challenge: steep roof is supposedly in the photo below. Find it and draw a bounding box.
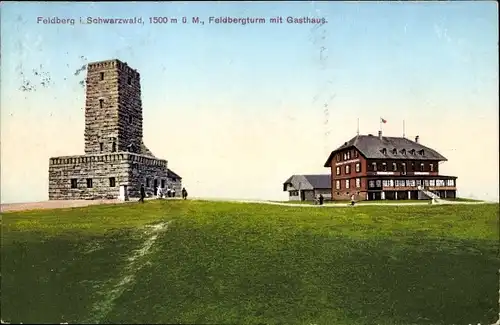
[167,169,182,180]
[283,174,331,191]
[324,134,447,167]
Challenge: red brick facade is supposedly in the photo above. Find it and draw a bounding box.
[325,139,457,201]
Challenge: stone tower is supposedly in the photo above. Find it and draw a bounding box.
[84,60,144,155]
[48,59,182,200]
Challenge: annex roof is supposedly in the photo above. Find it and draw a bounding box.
[283,174,331,191]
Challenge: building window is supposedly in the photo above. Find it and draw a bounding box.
[376,180,381,187]
[402,163,407,175]
[99,99,104,109]
[100,72,104,80]
[127,76,132,85]
[381,148,387,155]
[336,154,341,161]
[343,153,347,160]
[161,179,166,188]
[335,180,341,190]
[146,178,150,187]
[372,162,377,171]
[336,166,341,175]
[290,191,299,196]
[429,180,435,187]
[392,148,397,155]
[109,177,116,187]
[347,151,352,160]
[410,149,416,155]
[430,164,434,172]
[446,179,454,186]
[71,179,77,189]
[392,163,397,171]
[355,163,361,173]
[354,151,359,158]
[100,143,104,152]
[419,149,425,156]
[408,180,416,187]
[356,178,361,188]
[382,163,387,171]
[420,163,424,172]
[382,180,390,187]
[424,180,430,186]
[345,165,351,174]
[368,181,375,188]
[86,178,93,188]
[389,179,394,187]
[416,180,422,186]
[153,179,158,189]
[345,179,350,189]
[436,180,445,186]
[401,149,406,155]
[112,142,116,152]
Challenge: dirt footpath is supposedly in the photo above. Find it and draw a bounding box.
[1,199,126,213]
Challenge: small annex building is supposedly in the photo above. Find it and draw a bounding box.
[282,174,332,201]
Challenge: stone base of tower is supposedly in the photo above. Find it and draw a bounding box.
[48,152,172,200]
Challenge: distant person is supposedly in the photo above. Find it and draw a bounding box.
[156,185,163,199]
[171,188,176,198]
[350,194,356,206]
[139,184,145,203]
[166,187,171,198]
[182,187,188,200]
[319,194,324,205]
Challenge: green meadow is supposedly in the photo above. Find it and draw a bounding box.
[1,200,498,325]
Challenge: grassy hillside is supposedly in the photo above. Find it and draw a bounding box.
[1,200,499,325]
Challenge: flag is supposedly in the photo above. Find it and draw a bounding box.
[380,117,387,124]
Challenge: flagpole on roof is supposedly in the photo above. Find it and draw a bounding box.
[357,118,360,135]
[403,120,406,138]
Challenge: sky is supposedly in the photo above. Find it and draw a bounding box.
[1,1,498,203]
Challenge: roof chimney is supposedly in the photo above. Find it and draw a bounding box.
[415,135,419,143]
[378,130,382,139]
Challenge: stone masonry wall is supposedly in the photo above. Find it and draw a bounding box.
[49,152,168,200]
[167,178,182,197]
[49,153,131,200]
[127,155,168,198]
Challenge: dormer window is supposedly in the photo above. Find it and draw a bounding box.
[381,148,387,155]
[392,148,397,155]
[419,149,425,156]
[401,149,406,155]
[410,149,416,155]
